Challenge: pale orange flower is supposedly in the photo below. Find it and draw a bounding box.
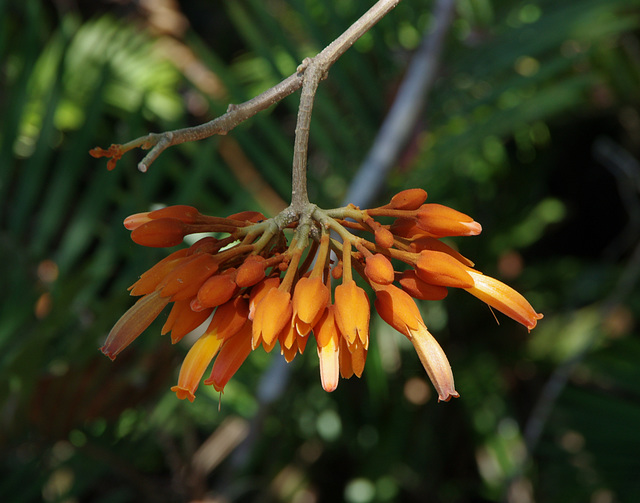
[373,283,458,402]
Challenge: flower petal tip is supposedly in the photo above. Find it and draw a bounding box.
[171,386,196,402]
[438,390,460,403]
[99,346,117,361]
[465,221,482,236]
[527,312,544,332]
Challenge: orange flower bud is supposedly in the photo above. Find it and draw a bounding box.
[415,250,474,289]
[204,296,250,341]
[124,212,151,230]
[131,218,189,247]
[196,273,238,309]
[410,325,459,402]
[101,290,170,360]
[409,237,474,268]
[464,270,543,330]
[171,331,223,402]
[204,321,253,392]
[148,205,200,223]
[292,276,330,333]
[373,283,424,337]
[252,288,292,349]
[399,270,448,301]
[374,227,395,248]
[248,277,280,320]
[364,253,395,285]
[415,204,482,237]
[159,254,219,300]
[235,256,266,287]
[334,280,370,348]
[386,188,428,210]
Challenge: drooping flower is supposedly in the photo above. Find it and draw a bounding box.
[103,187,542,402]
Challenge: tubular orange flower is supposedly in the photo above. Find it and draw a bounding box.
[248,277,280,320]
[334,279,370,348]
[204,297,250,341]
[415,250,475,289]
[317,334,339,392]
[252,288,293,349]
[373,283,458,401]
[315,306,340,392]
[465,270,543,330]
[410,326,460,402]
[292,276,329,335]
[171,331,223,402]
[204,321,253,392]
[373,283,424,337]
[415,203,482,237]
[409,236,474,267]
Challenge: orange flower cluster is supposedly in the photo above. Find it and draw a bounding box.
[103,189,542,402]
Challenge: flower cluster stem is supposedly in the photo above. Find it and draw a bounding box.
[291,61,323,210]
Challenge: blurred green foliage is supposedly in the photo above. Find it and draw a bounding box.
[1,0,640,501]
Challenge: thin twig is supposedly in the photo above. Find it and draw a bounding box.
[343,0,457,208]
[92,0,403,174]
